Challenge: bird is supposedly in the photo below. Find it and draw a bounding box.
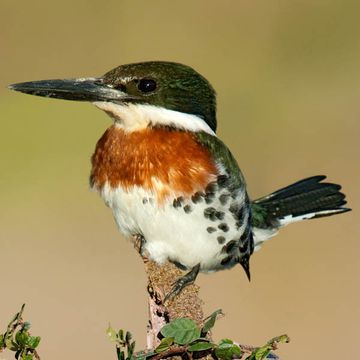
[9,61,351,300]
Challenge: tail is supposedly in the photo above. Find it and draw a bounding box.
[251,175,351,249]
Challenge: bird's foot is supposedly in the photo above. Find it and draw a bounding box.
[163,264,200,303]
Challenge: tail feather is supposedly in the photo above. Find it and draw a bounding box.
[252,175,351,229]
[258,175,328,201]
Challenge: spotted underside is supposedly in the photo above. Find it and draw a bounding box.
[90,125,254,274]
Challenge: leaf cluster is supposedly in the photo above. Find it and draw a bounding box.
[107,310,289,360]
[0,305,41,360]
[156,311,241,359]
[107,326,136,360]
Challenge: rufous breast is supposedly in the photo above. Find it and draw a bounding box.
[90,125,218,202]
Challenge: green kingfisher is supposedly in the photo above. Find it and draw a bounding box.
[9,61,350,299]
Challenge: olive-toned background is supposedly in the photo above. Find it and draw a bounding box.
[1,1,359,359]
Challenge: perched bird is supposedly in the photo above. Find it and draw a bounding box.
[9,61,350,299]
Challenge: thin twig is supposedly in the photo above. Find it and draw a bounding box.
[234,342,279,360]
[151,346,188,360]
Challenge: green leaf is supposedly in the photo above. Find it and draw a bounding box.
[117,347,125,360]
[0,334,4,348]
[246,347,266,360]
[155,337,174,353]
[21,354,33,360]
[160,318,201,345]
[5,338,19,351]
[125,331,133,344]
[201,309,223,335]
[132,350,156,360]
[28,336,41,349]
[253,346,271,360]
[132,352,145,360]
[188,342,215,352]
[128,341,136,359]
[218,339,234,345]
[15,331,29,346]
[215,339,242,360]
[106,325,117,342]
[132,351,145,360]
[268,334,290,346]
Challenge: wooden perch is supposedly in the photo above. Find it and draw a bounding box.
[143,259,204,349]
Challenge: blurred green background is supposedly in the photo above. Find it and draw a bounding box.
[1,1,359,359]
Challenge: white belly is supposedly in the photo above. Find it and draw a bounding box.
[98,183,247,272]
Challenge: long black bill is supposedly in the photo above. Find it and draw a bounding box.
[8,78,132,102]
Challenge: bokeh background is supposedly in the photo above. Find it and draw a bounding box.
[1,1,359,359]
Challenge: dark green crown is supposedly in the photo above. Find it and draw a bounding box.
[103,61,217,131]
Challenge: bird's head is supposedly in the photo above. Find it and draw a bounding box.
[9,61,217,134]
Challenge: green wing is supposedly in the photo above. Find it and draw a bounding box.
[195,131,268,229]
[250,203,269,228]
[194,131,245,189]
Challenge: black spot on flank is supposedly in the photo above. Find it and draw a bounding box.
[231,203,247,228]
[229,202,238,213]
[205,193,215,204]
[217,236,226,244]
[223,240,237,253]
[221,255,233,266]
[183,205,192,213]
[204,207,215,215]
[173,197,184,208]
[218,223,229,232]
[229,202,244,219]
[205,182,217,195]
[219,193,230,206]
[217,175,229,188]
[215,211,225,220]
[204,207,217,221]
[207,226,217,233]
[235,221,243,229]
[191,192,204,204]
[142,198,148,204]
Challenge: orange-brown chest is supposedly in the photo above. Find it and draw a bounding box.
[90,126,218,200]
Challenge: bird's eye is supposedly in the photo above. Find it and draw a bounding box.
[138,79,157,93]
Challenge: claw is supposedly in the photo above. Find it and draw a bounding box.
[163,264,201,303]
[134,234,146,256]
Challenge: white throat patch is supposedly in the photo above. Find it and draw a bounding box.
[93,102,215,135]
